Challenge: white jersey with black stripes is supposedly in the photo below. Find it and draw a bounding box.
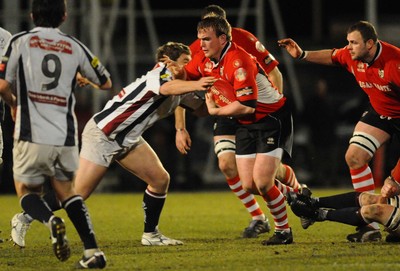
[0,27,110,146]
[93,62,181,147]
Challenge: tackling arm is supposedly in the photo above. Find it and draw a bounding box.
[278,38,335,66]
[160,77,216,95]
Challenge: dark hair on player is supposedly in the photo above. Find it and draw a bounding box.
[347,21,378,44]
[31,0,66,28]
[156,42,191,62]
[201,5,226,19]
[197,16,232,42]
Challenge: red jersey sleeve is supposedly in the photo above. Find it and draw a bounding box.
[189,40,201,57]
[331,47,352,72]
[231,27,278,74]
[184,51,204,81]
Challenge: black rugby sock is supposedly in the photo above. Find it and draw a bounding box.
[63,195,98,249]
[143,189,166,233]
[20,193,53,224]
[317,192,361,209]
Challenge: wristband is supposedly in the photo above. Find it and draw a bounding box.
[176,128,185,132]
[298,50,308,60]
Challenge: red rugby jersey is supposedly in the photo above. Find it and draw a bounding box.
[332,41,400,118]
[185,42,284,124]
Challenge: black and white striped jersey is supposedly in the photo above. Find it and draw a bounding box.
[93,63,180,147]
[0,27,111,146]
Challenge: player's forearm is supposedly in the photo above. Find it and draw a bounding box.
[301,49,335,66]
[99,78,113,90]
[161,77,215,95]
[160,80,199,95]
[208,101,254,117]
[174,106,186,130]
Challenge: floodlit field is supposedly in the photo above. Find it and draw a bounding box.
[1,189,400,271]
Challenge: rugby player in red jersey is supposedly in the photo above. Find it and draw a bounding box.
[175,5,302,239]
[179,15,295,245]
[279,20,400,242]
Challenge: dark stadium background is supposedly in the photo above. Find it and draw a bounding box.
[0,0,399,193]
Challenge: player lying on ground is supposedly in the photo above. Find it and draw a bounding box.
[287,158,400,242]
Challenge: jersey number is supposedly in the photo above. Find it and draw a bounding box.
[42,54,61,91]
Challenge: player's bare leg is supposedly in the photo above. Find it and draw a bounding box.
[118,142,182,246]
[214,135,270,238]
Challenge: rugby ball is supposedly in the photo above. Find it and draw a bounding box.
[208,79,237,107]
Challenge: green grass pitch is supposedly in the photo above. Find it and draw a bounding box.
[1,189,400,270]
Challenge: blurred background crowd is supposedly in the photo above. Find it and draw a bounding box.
[0,0,399,193]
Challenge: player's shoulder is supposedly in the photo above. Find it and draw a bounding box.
[228,42,254,60]
[0,27,11,39]
[381,41,400,56]
[232,27,253,37]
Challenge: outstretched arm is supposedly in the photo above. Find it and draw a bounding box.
[160,77,216,95]
[278,38,335,66]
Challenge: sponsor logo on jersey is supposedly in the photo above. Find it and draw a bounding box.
[220,66,224,77]
[358,81,391,92]
[28,91,67,106]
[233,59,242,68]
[118,89,126,98]
[357,62,365,72]
[264,56,273,65]
[30,36,72,54]
[266,137,274,145]
[205,61,213,73]
[91,57,99,68]
[0,37,6,49]
[255,41,266,53]
[234,67,247,82]
[236,86,253,97]
[378,69,384,78]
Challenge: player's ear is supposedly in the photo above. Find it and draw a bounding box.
[62,12,68,22]
[366,39,374,50]
[219,34,227,44]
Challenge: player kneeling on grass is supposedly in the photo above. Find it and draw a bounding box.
[10,42,216,248]
[287,158,400,243]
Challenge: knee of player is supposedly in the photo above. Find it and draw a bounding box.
[361,204,385,220]
[344,150,369,168]
[346,133,378,168]
[218,158,236,176]
[149,171,170,190]
[359,192,382,206]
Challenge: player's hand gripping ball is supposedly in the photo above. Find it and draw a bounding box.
[207,79,237,107]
